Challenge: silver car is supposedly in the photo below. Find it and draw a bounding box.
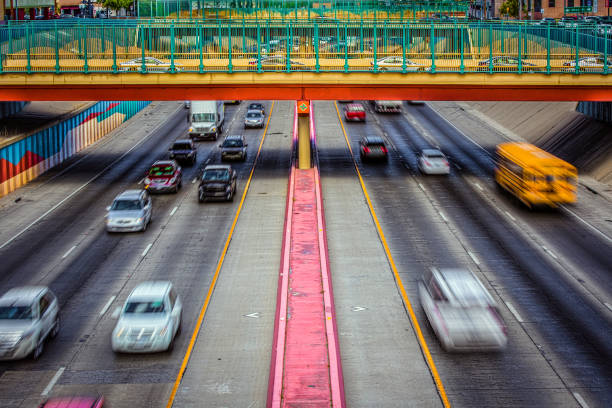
[0,286,59,360]
[419,268,507,352]
[105,190,152,232]
[119,57,183,72]
[112,281,182,353]
[244,110,265,128]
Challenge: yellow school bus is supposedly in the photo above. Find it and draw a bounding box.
[494,142,577,208]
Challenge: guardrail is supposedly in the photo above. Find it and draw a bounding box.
[0,21,609,75]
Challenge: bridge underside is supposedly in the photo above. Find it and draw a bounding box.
[1,73,611,101]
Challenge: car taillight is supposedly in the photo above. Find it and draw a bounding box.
[363,146,371,153]
[381,146,388,153]
[249,61,257,65]
[478,61,487,66]
[424,160,431,166]
[444,160,449,167]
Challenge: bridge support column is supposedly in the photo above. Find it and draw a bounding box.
[297,100,311,169]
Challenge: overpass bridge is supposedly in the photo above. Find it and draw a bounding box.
[1,20,611,101]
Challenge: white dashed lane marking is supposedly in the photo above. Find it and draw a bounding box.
[41,367,65,396]
[99,295,117,317]
[170,206,178,216]
[142,243,153,257]
[62,245,77,259]
[467,251,480,266]
[504,301,524,323]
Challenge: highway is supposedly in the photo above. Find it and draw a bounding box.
[0,99,610,407]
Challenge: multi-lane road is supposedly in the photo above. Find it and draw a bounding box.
[0,100,610,408]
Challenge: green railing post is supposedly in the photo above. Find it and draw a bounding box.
[604,30,609,75]
[141,27,146,73]
[257,23,262,72]
[124,26,129,58]
[242,20,246,53]
[344,23,348,73]
[78,21,82,57]
[287,21,291,72]
[501,21,505,54]
[546,24,551,74]
[170,23,175,73]
[518,24,522,74]
[55,21,60,74]
[148,21,152,52]
[430,22,435,73]
[488,23,492,73]
[574,25,579,74]
[383,20,387,53]
[228,24,233,73]
[402,23,406,73]
[460,24,464,73]
[101,23,106,54]
[218,19,222,53]
[83,26,89,74]
[198,23,204,73]
[8,24,12,55]
[315,22,320,72]
[26,23,31,74]
[112,24,117,74]
[373,23,378,72]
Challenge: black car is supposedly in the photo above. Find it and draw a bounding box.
[169,139,197,165]
[198,164,237,202]
[247,103,265,115]
[220,135,248,161]
[359,135,388,162]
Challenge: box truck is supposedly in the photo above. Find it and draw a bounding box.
[189,101,224,141]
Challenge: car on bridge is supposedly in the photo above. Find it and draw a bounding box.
[372,56,424,72]
[0,286,59,360]
[248,56,307,71]
[111,281,182,353]
[477,56,538,72]
[105,190,152,232]
[144,160,183,193]
[198,164,237,202]
[119,57,183,73]
[563,56,612,72]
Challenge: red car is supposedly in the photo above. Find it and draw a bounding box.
[39,396,104,408]
[344,103,366,122]
[144,160,182,193]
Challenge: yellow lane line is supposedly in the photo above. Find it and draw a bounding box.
[166,101,276,408]
[333,102,451,408]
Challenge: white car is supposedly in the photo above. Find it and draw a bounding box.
[112,281,182,353]
[419,268,507,352]
[563,56,612,72]
[119,57,183,72]
[418,148,450,175]
[105,190,152,232]
[0,286,59,360]
[372,56,423,72]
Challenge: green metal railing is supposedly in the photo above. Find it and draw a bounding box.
[0,21,610,75]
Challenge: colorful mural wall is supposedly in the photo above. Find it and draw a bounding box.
[0,101,151,197]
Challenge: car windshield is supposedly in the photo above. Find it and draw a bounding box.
[425,152,445,158]
[366,142,385,147]
[124,301,165,314]
[348,105,364,112]
[0,306,33,319]
[172,143,191,150]
[246,112,262,118]
[111,199,142,211]
[192,113,215,122]
[149,165,175,176]
[202,169,230,181]
[249,104,263,110]
[222,139,243,148]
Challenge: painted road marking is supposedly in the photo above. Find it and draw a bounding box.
[605,302,612,312]
[351,306,367,312]
[62,245,77,259]
[166,101,275,408]
[542,246,559,260]
[0,117,168,251]
[504,211,516,222]
[573,392,590,408]
[418,183,425,190]
[170,206,178,216]
[41,367,65,396]
[467,251,480,266]
[438,211,449,223]
[474,182,484,191]
[334,101,451,408]
[141,243,153,258]
[243,312,260,318]
[505,301,524,323]
[192,178,197,184]
[562,207,612,245]
[99,295,117,317]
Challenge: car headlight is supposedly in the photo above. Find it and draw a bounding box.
[137,217,144,223]
[211,126,216,132]
[144,177,151,184]
[189,127,193,132]
[115,327,126,338]
[158,325,169,337]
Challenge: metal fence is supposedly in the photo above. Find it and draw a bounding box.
[0,21,610,75]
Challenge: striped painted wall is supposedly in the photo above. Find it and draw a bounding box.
[0,100,151,197]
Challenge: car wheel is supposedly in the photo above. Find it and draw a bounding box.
[142,219,148,232]
[50,317,60,338]
[32,338,44,360]
[198,191,205,203]
[226,191,233,201]
[176,317,182,336]
[167,335,175,352]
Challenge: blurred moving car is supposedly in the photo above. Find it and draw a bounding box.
[220,135,248,161]
[477,56,537,72]
[418,268,508,352]
[244,110,265,128]
[224,100,241,104]
[343,103,366,122]
[372,56,423,72]
[169,139,197,165]
[119,57,183,72]
[184,101,191,109]
[558,16,578,28]
[144,160,182,193]
[198,164,237,202]
[248,56,306,71]
[408,101,425,105]
[0,286,59,360]
[112,281,182,353]
[359,136,388,162]
[371,100,402,113]
[247,102,265,115]
[563,56,612,71]
[536,17,556,25]
[105,190,152,232]
[596,24,612,36]
[418,148,450,175]
[39,395,105,408]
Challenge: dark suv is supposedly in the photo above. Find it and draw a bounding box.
[198,164,237,202]
[359,135,388,162]
[220,135,248,161]
[169,139,197,165]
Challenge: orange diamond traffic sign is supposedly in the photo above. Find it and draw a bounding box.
[297,100,310,116]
